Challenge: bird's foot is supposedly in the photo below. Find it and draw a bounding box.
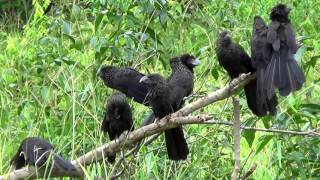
[228,79,236,93]
[165,114,172,123]
[154,118,161,127]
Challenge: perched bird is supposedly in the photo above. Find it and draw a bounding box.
[264,4,305,97]
[97,54,200,106]
[10,137,76,171]
[143,54,200,125]
[97,54,200,124]
[167,54,200,110]
[139,74,189,160]
[98,66,149,105]
[251,16,278,115]
[216,31,263,116]
[101,92,134,163]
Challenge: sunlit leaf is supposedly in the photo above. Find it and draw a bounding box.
[255,135,273,154]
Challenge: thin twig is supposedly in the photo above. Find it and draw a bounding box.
[241,163,257,180]
[231,97,241,180]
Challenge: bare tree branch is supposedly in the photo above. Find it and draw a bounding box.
[0,166,84,180]
[231,97,241,180]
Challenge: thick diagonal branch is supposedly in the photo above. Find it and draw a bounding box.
[0,73,255,180]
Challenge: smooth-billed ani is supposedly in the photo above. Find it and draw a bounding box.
[216,31,264,116]
[264,4,305,98]
[97,54,200,124]
[251,16,278,115]
[10,137,76,171]
[139,74,189,160]
[143,54,200,125]
[101,92,134,163]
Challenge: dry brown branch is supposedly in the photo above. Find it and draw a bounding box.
[231,97,241,180]
[0,166,84,180]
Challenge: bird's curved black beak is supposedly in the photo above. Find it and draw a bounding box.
[191,58,201,66]
[139,76,149,83]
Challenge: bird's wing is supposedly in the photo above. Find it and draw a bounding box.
[284,23,298,53]
[267,21,281,51]
[111,68,150,105]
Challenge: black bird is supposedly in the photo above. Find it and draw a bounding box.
[143,54,200,125]
[97,54,200,124]
[10,137,76,171]
[168,54,200,110]
[139,74,189,160]
[264,4,305,98]
[97,54,200,107]
[216,31,263,116]
[251,16,278,115]
[101,92,134,163]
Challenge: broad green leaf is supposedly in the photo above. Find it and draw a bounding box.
[95,13,104,32]
[72,4,81,16]
[62,21,72,35]
[242,130,255,147]
[255,135,273,154]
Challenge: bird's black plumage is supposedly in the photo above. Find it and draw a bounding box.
[10,137,76,171]
[168,54,200,109]
[143,54,200,125]
[139,74,189,160]
[251,16,278,115]
[98,66,149,105]
[216,31,264,116]
[101,92,134,163]
[264,4,305,97]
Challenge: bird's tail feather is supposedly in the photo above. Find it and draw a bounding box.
[244,79,261,116]
[256,69,278,116]
[164,127,189,160]
[264,52,305,97]
[53,154,76,171]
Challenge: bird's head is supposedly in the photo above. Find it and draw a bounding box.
[97,65,113,78]
[139,74,165,89]
[270,4,291,22]
[97,65,115,85]
[253,16,267,30]
[180,54,201,68]
[217,31,232,47]
[170,54,201,71]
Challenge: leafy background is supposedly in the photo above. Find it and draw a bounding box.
[0,0,319,179]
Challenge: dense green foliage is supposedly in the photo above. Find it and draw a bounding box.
[0,0,319,179]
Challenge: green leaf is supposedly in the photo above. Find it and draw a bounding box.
[305,55,320,68]
[294,46,313,63]
[159,11,167,24]
[300,103,320,114]
[211,68,219,80]
[62,21,72,35]
[41,86,50,102]
[241,117,256,147]
[72,4,81,16]
[95,13,104,32]
[242,130,255,147]
[255,135,273,154]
